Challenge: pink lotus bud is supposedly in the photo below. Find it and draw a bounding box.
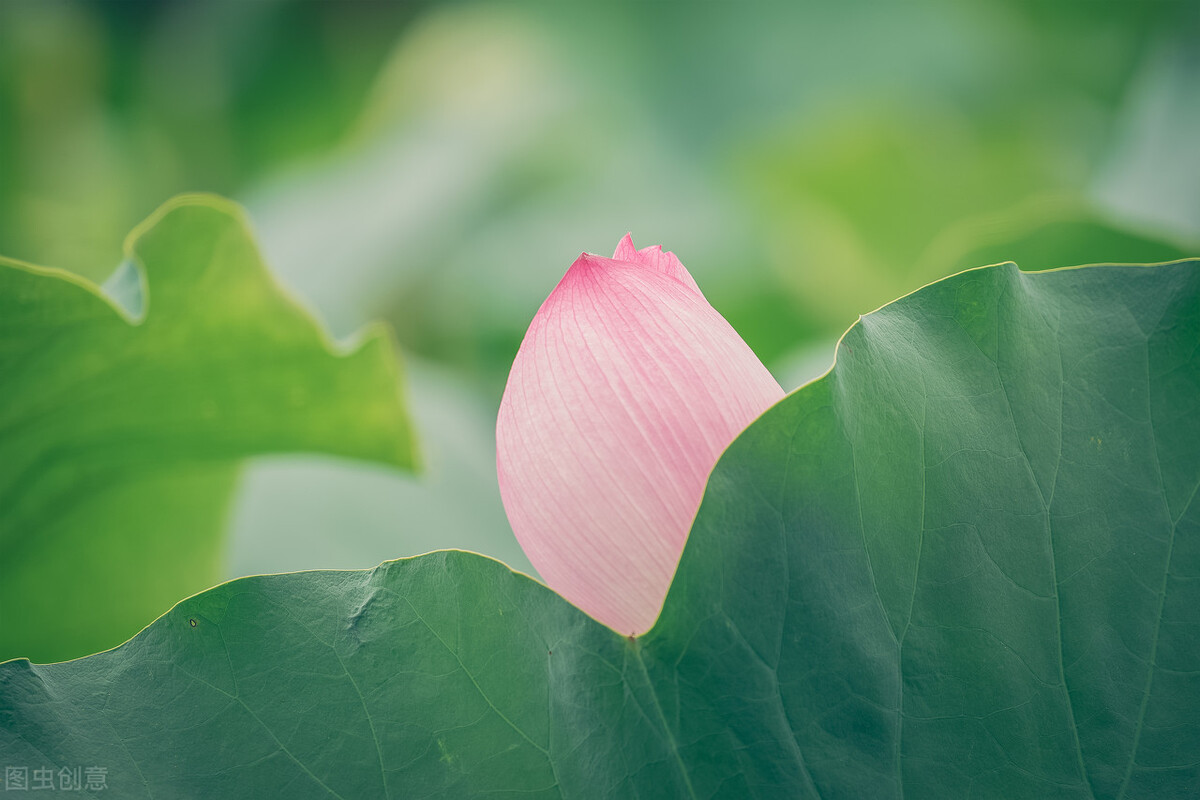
[497,235,785,635]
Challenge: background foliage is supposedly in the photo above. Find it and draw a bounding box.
[1,0,1198,660]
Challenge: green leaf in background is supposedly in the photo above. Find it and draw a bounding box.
[0,195,418,664]
[2,259,1196,798]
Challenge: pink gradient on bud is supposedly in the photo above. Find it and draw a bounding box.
[496,235,784,635]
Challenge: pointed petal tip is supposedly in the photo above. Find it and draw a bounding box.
[613,232,638,261]
[558,252,620,293]
[568,251,608,273]
[610,234,676,268]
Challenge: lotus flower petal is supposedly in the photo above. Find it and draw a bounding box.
[496,236,784,635]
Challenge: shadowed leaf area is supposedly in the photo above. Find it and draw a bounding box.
[0,196,417,663]
[2,259,1197,798]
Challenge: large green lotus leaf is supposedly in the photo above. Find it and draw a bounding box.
[2,260,1197,798]
[0,195,417,664]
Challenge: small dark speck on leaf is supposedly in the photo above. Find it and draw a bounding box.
[188,618,197,628]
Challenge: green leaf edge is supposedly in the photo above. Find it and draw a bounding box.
[0,192,422,473]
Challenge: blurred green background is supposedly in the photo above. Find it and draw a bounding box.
[3,0,1198,603]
